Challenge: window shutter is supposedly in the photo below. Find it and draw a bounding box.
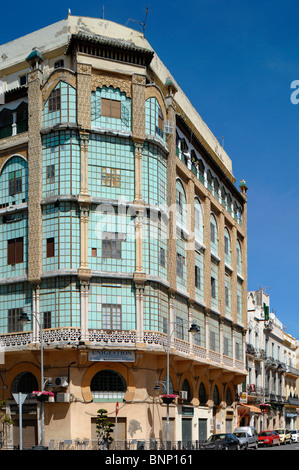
[46,238,55,258]
[15,237,23,264]
[7,239,15,265]
[110,100,121,119]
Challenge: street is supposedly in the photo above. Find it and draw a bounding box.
[257,442,298,451]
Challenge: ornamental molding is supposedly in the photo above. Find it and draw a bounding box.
[91,71,132,98]
[42,69,77,104]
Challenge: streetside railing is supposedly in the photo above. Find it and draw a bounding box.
[47,439,206,451]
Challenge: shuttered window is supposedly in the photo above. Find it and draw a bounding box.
[46,238,55,258]
[101,98,121,119]
[7,237,23,265]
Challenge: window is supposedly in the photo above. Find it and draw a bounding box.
[210,219,215,243]
[156,108,164,137]
[211,277,216,299]
[7,237,23,265]
[92,247,97,257]
[159,247,166,267]
[54,60,64,69]
[195,265,201,289]
[91,369,126,401]
[19,74,28,86]
[101,167,121,187]
[48,88,61,113]
[43,311,51,329]
[46,238,55,258]
[46,164,55,183]
[102,232,125,259]
[8,307,24,332]
[9,170,22,196]
[176,253,185,278]
[102,304,122,330]
[175,316,184,340]
[101,98,121,119]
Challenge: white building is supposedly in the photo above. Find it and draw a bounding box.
[240,288,299,431]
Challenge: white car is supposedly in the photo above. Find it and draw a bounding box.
[290,430,299,442]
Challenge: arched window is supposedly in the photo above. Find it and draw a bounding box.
[226,387,233,406]
[176,179,186,228]
[162,376,174,394]
[43,81,76,127]
[194,197,203,246]
[0,155,28,205]
[224,227,231,266]
[198,382,207,405]
[91,369,126,401]
[182,378,192,403]
[12,372,38,398]
[237,240,242,276]
[213,385,220,406]
[210,213,218,255]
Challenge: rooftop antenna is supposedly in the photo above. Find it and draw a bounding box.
[102,5,105,19]
[127,6,151,34]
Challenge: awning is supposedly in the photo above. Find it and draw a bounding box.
[238,404,262,415]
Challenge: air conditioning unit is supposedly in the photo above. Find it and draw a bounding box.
[54,376,68,387]
[56,393,70,403]
[179,390,188,400]
[45,377,53,387]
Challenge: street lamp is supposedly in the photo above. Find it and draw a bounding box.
[19,310,45,447]
[158,320,200,447]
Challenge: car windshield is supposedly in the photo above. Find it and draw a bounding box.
[207,434,226,442]
[234,432,246,438]
[259,432,271,436]
[276,429,284,434]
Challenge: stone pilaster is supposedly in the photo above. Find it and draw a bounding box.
[165,92,177,292]
[77,63,92,130]
[203,197,211,309]
[28,67,43,284]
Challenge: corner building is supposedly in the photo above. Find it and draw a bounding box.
[0,15,248,449]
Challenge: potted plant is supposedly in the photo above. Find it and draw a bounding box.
[32,391,55,402]
[160,394,178,405]
[96,409,115,450]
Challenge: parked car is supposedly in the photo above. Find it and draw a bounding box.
[201,433,241,450]
[258,431,280,447]
[275,429,291,445]
[290,430,299,442]
[233,427,258,449]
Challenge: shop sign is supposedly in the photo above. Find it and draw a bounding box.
[239,392,248,404]
[88,350,135,362]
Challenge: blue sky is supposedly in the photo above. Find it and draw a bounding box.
[1,0,299,337]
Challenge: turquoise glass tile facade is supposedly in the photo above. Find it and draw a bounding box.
[142,142,167,209]
[42,131,81,197]
[195,249,204,303]
[88,278,136,330]
[143,282,168,332]
[211,258,218,311]
[0,282,31,333]
[42,202,80,272]
[91,86,131,132]
[43,81,76,127]
[89,134,135,200]
[174,296,189,340]
[39,277,80,328]
[88,204,135,273]
[142,211,168,280]
[145,97,166,143]
[0,211,27,279]
[0,156,28,205]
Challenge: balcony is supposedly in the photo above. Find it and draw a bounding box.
[0,327,246,374]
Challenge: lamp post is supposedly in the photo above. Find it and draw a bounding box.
[157,321,200,447]
[19,310,45,448]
